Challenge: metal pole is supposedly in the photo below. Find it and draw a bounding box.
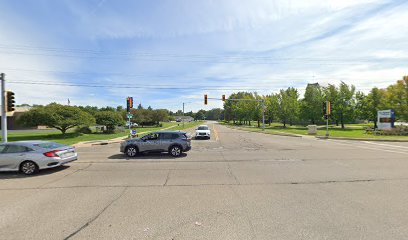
[325,101,329,137]
[182,102,185,128]
[128,114,131,138]
[326,118,329,137]
[1,73,7,143]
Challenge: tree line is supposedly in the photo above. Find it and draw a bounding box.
[224,76,408,129]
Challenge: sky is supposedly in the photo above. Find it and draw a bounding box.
[0,0,407,112]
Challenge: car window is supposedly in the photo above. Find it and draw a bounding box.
[146,133,159,140]
[3,145,32,153]
[34,142,65,149]
[160,133,173,140]
[198,126,209,130]
[171,134,180,139]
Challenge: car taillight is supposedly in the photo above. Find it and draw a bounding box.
[43,150,60,157]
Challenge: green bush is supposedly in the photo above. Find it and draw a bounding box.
[75,126,92,134]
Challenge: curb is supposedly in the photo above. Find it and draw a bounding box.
[315,136,408,142]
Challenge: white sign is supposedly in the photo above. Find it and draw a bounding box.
[377,109,395,130]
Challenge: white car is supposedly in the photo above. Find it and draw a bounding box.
[0,141,77,175]
[195,125,211,139]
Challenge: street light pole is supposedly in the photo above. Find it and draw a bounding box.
[182,102,185,128]
[1,73,7,143]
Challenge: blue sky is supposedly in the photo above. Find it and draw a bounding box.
[0,0,407,111]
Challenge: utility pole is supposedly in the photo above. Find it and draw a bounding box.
[182,102,185,128]
[1,73,7,143]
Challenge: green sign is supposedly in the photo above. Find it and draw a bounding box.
[127,114,133,118]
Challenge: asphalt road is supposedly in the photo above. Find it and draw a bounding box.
[1,121,408,240]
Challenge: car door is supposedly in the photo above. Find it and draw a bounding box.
[159,133,173,151]
[141,133,161,152]
[0,145,9,170]
[0,145,30,171]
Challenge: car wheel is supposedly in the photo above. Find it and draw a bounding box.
[169,145,182,157]
[20,161,38,175]
[125,146,138,157]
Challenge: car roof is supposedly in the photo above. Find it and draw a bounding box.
[198,125,209,127]
[154,131,187,134]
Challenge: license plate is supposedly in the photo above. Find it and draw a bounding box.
[62,152,74,157]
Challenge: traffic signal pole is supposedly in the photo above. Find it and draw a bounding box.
[1,73,7,143]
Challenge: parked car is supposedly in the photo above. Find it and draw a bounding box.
[195,125,211,139]
[120,131,191,157]
[125,122,139,127]
[0,141,77,175]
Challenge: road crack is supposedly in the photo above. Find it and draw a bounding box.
[64,186,128,240]
[164,169,171,186]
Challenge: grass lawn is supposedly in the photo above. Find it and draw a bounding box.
[2,121,204,145]
[222,122,408,140]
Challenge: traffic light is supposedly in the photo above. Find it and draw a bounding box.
[222,95,226,101]
[323,101,331,119]
[126,97,130,112]
[129,97,133,108]
[204,94,208,105]
[6,91,15,112]
[326,101,331,115]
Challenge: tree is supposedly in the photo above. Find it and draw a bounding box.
[337,82,356,129]
[385,76,408,121]
[265,94,279,125]
[301,83,323,124]
[151,109,169,125]
[277,88,300,127]
[19,103,95,134]
[323,84,340,125]
[205,108,223,120]
[195,110,206,120]
[95,111,124,132]
[355,88,386,128]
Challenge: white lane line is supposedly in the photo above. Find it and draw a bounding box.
[362,141,408,150]
[328,140,408,155]
[212,123,220,141]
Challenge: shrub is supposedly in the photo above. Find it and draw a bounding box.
[75,126,92,134]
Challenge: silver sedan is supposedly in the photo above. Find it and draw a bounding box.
[0,141,77,175]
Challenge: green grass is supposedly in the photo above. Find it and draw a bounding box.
[222,122,408,140]
[4,131,127,145]
[2,121,205,145]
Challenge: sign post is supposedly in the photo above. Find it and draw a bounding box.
[325,101,331,137]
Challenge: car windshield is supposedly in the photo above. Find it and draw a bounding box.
[198,126,209,130]
[34,142,66,149]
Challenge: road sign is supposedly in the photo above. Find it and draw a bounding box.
[130,129,137,135]
[127,114,133,118]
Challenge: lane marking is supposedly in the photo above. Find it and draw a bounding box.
[212,123,220,141]
[362,141,408,150]
[328,139,408,155]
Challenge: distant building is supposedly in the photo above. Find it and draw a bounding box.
[0,106,31,130]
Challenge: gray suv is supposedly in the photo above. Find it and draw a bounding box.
[120,131,191,157]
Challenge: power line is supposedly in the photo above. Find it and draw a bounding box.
[7,79,377,91]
